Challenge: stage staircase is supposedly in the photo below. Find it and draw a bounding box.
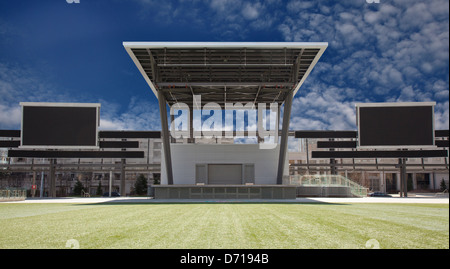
[289,174,368,197]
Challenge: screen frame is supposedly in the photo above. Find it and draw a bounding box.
[19,102,101,149]
[355,102,436,149]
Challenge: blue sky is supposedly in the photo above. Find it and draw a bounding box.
[0,0,448,133]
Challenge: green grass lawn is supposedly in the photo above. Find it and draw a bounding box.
[0,202,448,249]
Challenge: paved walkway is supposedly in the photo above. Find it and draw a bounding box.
[3,195,448,204]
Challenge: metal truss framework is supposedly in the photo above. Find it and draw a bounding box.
[124,42,327,107]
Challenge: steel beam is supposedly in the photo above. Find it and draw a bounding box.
[158,82,293,87]
[277,90,294,184]
[157,90,174,185]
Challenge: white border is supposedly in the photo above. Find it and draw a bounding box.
[355,102,436,149]
[355,102,436,108]
[122,42,328,99]
[123,41,329,49]
[19,102,101,150]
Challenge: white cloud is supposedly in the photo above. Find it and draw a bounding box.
[241,2,262,20]
[290,87,357,131]
[286,0,315,12]
[435,101,449,130]
[0,104,21,128]
[435,90,449,100]
[209,0,241,13]
[99,97,161,131]
[396,86,416,102]
[0,63,76,128]
[290,116,326,131]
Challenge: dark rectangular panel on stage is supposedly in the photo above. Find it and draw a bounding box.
[0,130,21,137]
[8,149,144,158]
[435,140,449,148]
[435,130,449,137]
[295,130,357,139]
[20,103,100,148]
[98,141,140,148]
[311,150,447,159]
[317,141,357,148]
[0,141,20,148]
[356,102,435,148]
[98,131,161,139]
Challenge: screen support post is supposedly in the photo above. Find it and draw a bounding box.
[49,158,56,197]
[398,158,408,198]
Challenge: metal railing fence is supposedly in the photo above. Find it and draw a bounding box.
[289,174,368,197]
[0,188,27,201]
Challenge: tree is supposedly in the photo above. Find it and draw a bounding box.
[96,181,103,196]
[440,179,448,192]
[73,180,84,196]
[134,174,148,195]
[407,177,413,192]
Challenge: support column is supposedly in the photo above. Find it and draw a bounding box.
[158,90,174,185]
[120,158,126,196]
[109,170,113,197]
[277,91,294,184]
[398,158,408,197]
[49,159,56,197]
[402,159,408,197]
[31,171,36,198]
[380,171,386,193]
[306,138,310,174]
[39,170,44,198]
[120,137,126,196]
[329,138,337,175]
[189,105,194,143]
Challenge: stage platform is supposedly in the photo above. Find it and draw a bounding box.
[151,185,297,199]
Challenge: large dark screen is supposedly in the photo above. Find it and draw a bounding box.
[358,105,434,147]
[22,106,98,147]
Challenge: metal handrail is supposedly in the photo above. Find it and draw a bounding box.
[0,188,27,200]
[289,174,368,197]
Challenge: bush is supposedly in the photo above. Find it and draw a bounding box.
[96,181,103,196]
[134,174,148,195]
[440,179,447,192]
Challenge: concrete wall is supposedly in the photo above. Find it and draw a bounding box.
[153,185,297,199]
[161,144,288,185]
[296,186,353,197]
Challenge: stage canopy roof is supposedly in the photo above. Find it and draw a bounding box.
[123,42,327,106]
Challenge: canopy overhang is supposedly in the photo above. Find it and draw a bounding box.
[123,42,328,106]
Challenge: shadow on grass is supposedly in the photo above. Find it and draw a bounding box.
[73,197,350,206]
